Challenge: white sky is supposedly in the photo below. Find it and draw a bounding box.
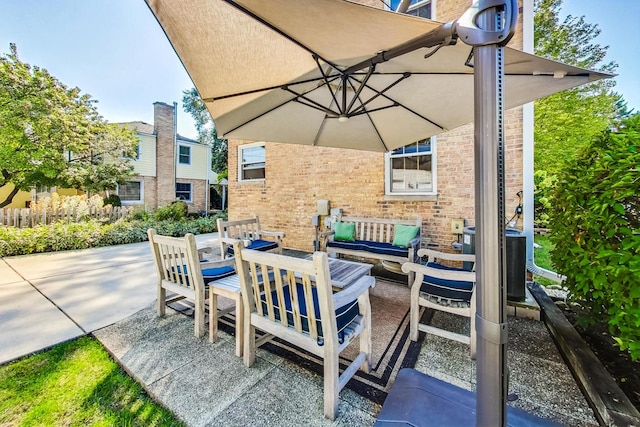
[2,0,637,142]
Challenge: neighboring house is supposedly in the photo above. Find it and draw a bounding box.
[119,102,213,213]
[227,0,530,252]
[1,102,213,213]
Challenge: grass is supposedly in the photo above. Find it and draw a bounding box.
[0,336,185,427]
[533,234,558,287]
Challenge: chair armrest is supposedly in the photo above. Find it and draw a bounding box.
[417,248,475,267]
[200,257,236,269]
[198,246,214,261]
[333,276,375,310]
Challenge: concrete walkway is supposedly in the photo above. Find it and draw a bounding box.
[0,233,219,364]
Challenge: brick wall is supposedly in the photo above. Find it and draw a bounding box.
[227,0,526,252]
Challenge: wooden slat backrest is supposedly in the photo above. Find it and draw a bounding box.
[340,216,422,243]
[149,230,203,292]
[234,243,335,343]
[218,216,260,240]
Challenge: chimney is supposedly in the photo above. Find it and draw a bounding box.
[154,102,176,209]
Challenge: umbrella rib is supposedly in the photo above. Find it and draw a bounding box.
[223,0,341,71]
[346,66,375,114]
[349,73,410,115]
[313,55,342,113]
[284,87,340,117]
[202,76,327,102]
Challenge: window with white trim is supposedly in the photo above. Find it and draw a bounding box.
[175,182,192,202]
[118,181,143,203]
[238,142,266,181]
[388,0,432,18]
[385,138,436,195]
[178,145,191,164]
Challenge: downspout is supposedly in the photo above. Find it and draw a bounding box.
[521,0,565,283]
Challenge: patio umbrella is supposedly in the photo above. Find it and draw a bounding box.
[145,0,610,424]
[146,0,607,153]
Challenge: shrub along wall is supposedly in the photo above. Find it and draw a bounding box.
[0,213,226,257]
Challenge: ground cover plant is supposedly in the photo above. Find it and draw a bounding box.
[0,337,184,426]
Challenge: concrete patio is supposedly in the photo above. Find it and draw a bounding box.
[0,236,604,426]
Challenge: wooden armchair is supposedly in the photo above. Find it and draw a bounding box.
[233,242,374,420]
[217,216,285,258]
[147,229,243,355]
[402,249,477,359]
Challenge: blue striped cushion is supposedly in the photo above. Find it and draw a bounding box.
[260,282,360,345]
[172,265,236,285]
[420,262,474,302]
[227,239,279,255]
[327,240,409,258]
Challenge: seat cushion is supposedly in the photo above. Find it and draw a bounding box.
[260,282,360,345]
[420,262,474,303]
[201,265,236,284]
[172,265,236,285]
[327,240,409,258]
[228,239,279,255]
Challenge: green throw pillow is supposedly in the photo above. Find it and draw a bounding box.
[392,224,420,247]
[334,222,355,242]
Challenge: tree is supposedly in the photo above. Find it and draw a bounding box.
[182,87,228,173]
[533,0,621,176]
[0,44,137,207]
[548,115,640,360]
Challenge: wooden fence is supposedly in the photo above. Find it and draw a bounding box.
[0,206,132,228]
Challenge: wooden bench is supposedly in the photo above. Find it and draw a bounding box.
[217,216,285,258]
[320,216,422,285]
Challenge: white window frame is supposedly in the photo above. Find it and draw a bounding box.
[387,0,434,18]
[118,180,144,204]
[238,142,266,182]
[178,145,191,165]
[384,137,437,196]
[175,182,193,203]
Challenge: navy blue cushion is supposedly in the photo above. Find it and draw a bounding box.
[327,240,409,258]
[260,282,360,345]
[201,265,236,284]
[227,239,279,255]
[172,265,236,285]
[420,262,474,302]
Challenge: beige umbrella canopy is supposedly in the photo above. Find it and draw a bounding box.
[146,0,608,152]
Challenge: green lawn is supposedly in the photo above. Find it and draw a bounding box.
[0,337,184,427]
[533,234,558,286]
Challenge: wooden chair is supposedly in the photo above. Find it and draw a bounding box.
[147,229,243,355]
[217,216,285,258]
[402,249,477,359]
[233,242,374,420]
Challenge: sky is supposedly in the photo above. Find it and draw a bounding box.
[2,0,638,142]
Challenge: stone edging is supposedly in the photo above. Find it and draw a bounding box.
[529,282,640,427]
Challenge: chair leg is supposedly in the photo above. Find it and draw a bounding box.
[323,345,340,420]
[358,293,372,373]
[157,286,166,316]
[209,289,218,343]
[410,293,420,342]
[194,294,205,338]
[234,293,243,357]
[243,319,256,367]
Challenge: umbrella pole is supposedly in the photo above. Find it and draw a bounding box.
[473,4,510,427]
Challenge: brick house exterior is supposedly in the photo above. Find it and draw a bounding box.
[227,0,528,252]
[120,102,213,213]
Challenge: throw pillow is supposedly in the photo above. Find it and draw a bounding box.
[334,222,355,242]
[392,224,420,247]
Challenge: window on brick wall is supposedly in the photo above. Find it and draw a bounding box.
[388,0,432,18]
[118,181,143,203]
[385,137,437,195]
[238,142,266,181]
[178,145,191,164]
[175,182,192,202]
